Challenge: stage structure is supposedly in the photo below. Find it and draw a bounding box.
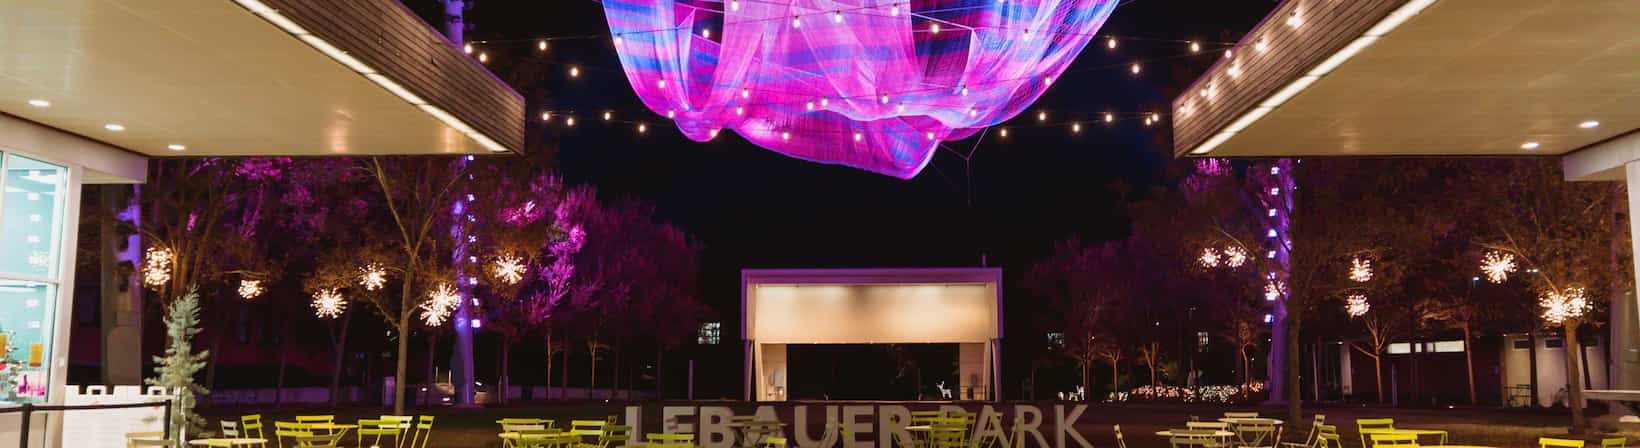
[742,268,1002,401]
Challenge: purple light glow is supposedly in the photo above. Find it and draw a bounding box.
[604,0,1119,178]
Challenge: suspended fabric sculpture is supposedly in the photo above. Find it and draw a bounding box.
[604,0,1119,178]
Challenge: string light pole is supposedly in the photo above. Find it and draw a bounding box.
[444,0,479,407]
[1251,159,1296,406]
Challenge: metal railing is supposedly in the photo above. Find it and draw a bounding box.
[0,399,172,447]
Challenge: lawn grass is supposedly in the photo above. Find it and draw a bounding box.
[197,402,1636,448]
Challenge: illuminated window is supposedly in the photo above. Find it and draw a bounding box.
[697,322,721,345]
[1432,340,1464,353]
[0,153,66,404]
[1196,331,1210,352]
[1047,332,1065,349]
[1387,343,1412,354]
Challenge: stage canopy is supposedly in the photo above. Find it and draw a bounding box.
[742,268,1002,401]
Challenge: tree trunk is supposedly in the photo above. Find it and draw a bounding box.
[1372,354,1384,404]
[655,345,665,398]
[546,329,555,401]
[1110,360,1119,399]
[1080,360,1090,401]
[589,335,600,400]
[1462,322,1477,405]
[392,268,416,415]
[1528,331,1541,407]
[560,329,570,399]
[330,308,353,406]
[1286,318,1302,427]
[611,341,622,400]
[1566,323,1588,432]
[424,334,437,407]
[275,310,291,405]
[498,333,511,405]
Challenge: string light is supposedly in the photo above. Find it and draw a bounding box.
[1104,113,1114,123]
[833,11,843,23]
[1072,123,1081,133]
[730,0,740,11]
[1349,257,1373,282]
[143,246,174,289]
[238,279,265,300]
[890,3,899,16]
[478,52,489,63]
[1286,9,1304,28]
[999,128,1009,138]
[463,43,473,54]
[1199,248,1221,268]
[742,88,751,99]
[541,112,551,121]
[703,28,712,39]
[1345,294,1370,317]
[604,111,613,121]
[1223,246,1247,268]
[1480,252,1517,284]
[1107,37,1117,49]
[566,116,576,126]
[1189,41,1200,53]
[538,40,548,51]
[1037,110,1047,122]
[569,66,580,77]
[1224,49,1233,58]
[709,129,720,139]
[312,289,347,319]
[638,123,647,133]
[792,16,801,28]
[854,132,863,142]
[359,263,388,291]
[420,283,461,326]
[493,254,527,285]
[735,106,744,115]
[820,98,830,107]
[931,23,941,34]
[1130,63,1141,75]
[781,131,791,141]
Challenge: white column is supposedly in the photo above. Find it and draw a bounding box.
[1614,161,1640,392]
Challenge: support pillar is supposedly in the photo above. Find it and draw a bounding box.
[1613,161,1640,392]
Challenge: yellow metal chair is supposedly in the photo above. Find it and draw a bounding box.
[502,418,556,428]
[242,415,269,448]
[1114,425,1128,448]
[975,413,1008,448]
[1314,425,1341,448]
[1281,415,1325,448]
[765,436,789,448]
[1370,433,1419,448]
[275,422,315,448]
[296,416,336,438]
[125,431,171,448]
[1232,420,1280,448]
[1356,419,1396,448]
[380,416,414,448]
[1603,438,1627,448]
[220,420,242,438]
[911,411,943,426]
[584,424,632,448]
[1224,412,1259,419]
[1542,438,1587,448]
[409,415,435,448]
[1167,429,1229,448]
[359,419,405,448]
[292,435,339,448]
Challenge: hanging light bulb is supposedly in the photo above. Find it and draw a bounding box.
[703,28,712,39]
[820,98,829,107]
[960,87,969,96]
[880,94,889,104]
[930,23,941,34]
[834,11,843,23]
[463,43,473,54]
[541,111,551,122]
[735,106,744,115]
[603,111,612,121]
[1072,123,1081,133]
[1130,63,1141,75]
[890,3,899,16]
[538,40,548,51]
[781,131,791,141]
[477,52,488,63]
[1037,110,1047,122]
[807,101,815,110]
[657,79,667,88]
[730,0,740,11]
[1043,76,1053,85]
[709,129,720,139]
[925,132,935,140]
[999,128,1008,138]
[1189,41,1200,53]
[1107,37,1117,49]
[638,123,647,133]
[667,109,676,119]
[792,16,801,28]
[897,103,906,113]
[741,88,750,99]
[969,107,979,118]
[566,116,576,126]
[1256,38,1269,53]
[614,35,623,45]
[1104,112,1114,123]
[854,132,863,142]
[570,66,580,78]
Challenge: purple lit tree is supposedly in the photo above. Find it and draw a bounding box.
[1026,238,1136,400]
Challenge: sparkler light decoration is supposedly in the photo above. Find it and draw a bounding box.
[311,289,347,319]
[420,283,461,326]
[1481,251,1517,284]
[1540,287,1590,325]
[142,246,174,289]
[1264,281,1285,302]
[603,0,1120,178]
[1349,257,1373,283]
[492,254,527,285]
[1199,247,1221,268]
[359,264,387,291]
[1345,294,1370,317]
[238,279,265,300]
[1223,246,1248,268]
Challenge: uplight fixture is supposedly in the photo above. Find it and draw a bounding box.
[26,99,49,107]
[104,123,126,131]
[1521,142,1540,150]
[1579,120,1600,129]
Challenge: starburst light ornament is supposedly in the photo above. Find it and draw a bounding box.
[359,264,387,291]
[1349,257,1373,283]
[1222,246,1248,268]
[493,255,527,285]
[420,283,461,326]
[1539,287,1590,325]
[1199,248,1221,268]
[143,246,175,288]
[311,289,347,319]
[1480,251,1517,284]
[1345,294,1370,317]
[238,279,265,300]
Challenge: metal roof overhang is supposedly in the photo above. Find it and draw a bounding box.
[0,0,526,183]
[1169,0,1640,181]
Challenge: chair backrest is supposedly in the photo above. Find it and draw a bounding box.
[1186,422,1228,430]
[1356,419,1396,431]
[220,420,241,437]
[930,427,966,448]
[501,418,554,427]
[572,419,608,436]
[294,434,340,448]
[296,415,335,424]
[412,415,435,448]
[1114,425,1128,448]
[602,425,634,445]
[357,419,400,436]
[911,411,943,425]
[276,421,315,437]
[242,414,265,438]
[1224,412,1259,419]
[1541,438,1588,448]
[1602,438,1626,448]
[504,423,550,432]
[1169,430,1225,448]
[1296,415,1325,448]
[765,436,789,448]
[1370,433,1419,447]
[1316,425,1341,448]
[648,433,697,445]
[125,432,168,448]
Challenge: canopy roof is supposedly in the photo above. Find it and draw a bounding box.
[1171,0,1639,173]
[0,0,524,163]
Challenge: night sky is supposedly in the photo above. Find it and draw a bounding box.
[401,0,1278,395]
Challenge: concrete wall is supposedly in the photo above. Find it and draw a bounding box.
[1501,333,1608,408]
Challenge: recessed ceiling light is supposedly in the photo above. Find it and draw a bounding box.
[1521,141,1540,150]
[167,144,186,151]
[26,99,49,107]
[104,123,125,131]
[1579,120,1600,129]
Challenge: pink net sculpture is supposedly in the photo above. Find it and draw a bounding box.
[604,0,1119,178]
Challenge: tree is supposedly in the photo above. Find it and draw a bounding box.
[148,287,209,439]
[1026,239,1136,400]
[1464,159,1625,431]
[1092,338,1124,399]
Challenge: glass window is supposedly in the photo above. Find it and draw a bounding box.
[0,281,56,403]
[1387,343,1411,354]
[0,154,67,279]
[1513,339,1531,350]
[1433,340,1465,353]
[1544,337,1564,349]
